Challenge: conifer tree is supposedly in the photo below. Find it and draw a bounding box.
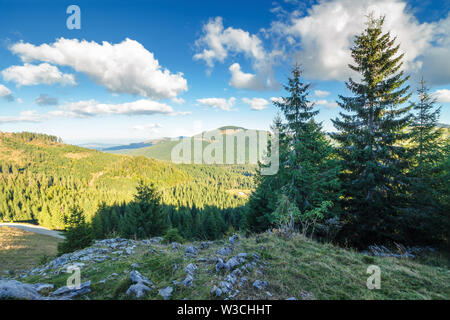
[410,78,443,176]
[246,66,340,235]
[331,15,412,245]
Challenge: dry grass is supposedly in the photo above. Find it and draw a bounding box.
[0,226,62,274]
[65,152,91,159]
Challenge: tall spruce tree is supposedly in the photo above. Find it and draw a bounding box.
[246,65,340,235]
[404,78,447,244]
[331,16,412,246]
[410,78,443,176]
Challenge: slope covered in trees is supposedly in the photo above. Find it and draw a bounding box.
[0,131,255,242]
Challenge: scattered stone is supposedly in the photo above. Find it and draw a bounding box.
[51,281,91,299]
[219,281,233,295]
[35,283,54,294]
[286,297,296,300]
[185,263,198,276]
[229,234,239,245]
[171,242,184,250]
[159,286,173,300]
[217,247,232,256]
[0,279,42,300]
[225,273,237,285]
[253,280,268,290]
[126,283,152,298]
[266,291,272,297]
[211,285,222,297]
[185,245,198,255]
[129,270,153,286]
[225,257,244,271]
[215,258,225,272]
[98,280,106,284]
[238,276,248,287]
[131,263,140,268]
[237,253,248,258]
[199,242,211,249]
[181,274,194,287]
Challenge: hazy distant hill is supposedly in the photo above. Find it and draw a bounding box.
[108,126,269,164]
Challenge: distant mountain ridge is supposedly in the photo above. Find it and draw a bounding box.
[107,126,269,163]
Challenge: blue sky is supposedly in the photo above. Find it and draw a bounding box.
[0,0,449,144]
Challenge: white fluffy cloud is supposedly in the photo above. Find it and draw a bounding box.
[2,63,76,86]
[229,63,269,91]
[314,90,330,98]
[0,110,41,123]
[270,96,284,104]
[433,89,450,103]
[0,84,12,100]
[271,0,434,81]
[52,99,177,117]
[314,99,338,109]
[242,97,270,111]
[194,17,279,90]
[196,97,236,111]
[9,38,187,99]
[194,17,266,67]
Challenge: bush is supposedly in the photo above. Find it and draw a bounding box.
[162,228,184,244]
[57,206,93,255]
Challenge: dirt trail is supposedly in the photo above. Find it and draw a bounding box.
[0,223,65,239]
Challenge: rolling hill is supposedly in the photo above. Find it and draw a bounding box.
[106,126,269,164]
[0,131,256,233]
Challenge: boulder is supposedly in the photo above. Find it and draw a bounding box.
[185,245,198,255]
[51,280,91,299]
[184,263,198,276]
[126,283,152,298]
[129,270,153,286]
[217,247,232,256]
[252,280,268,290]
[229,234,239,245]
[159,286,173,300]
[0,279,42,300]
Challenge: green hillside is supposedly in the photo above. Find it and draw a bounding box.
[0,131,256,237]
[109,127,269,164]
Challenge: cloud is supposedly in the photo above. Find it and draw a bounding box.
[194,17,280,90]
[9,38,187,99]
[2,63,76,86]
[229,63,268,90]
[314,99,338,109]
[242,97,270,111]
[196,97,236,111]
[314,90,330,98]
[0,84,13,101]
[171,97,185,104]
[52,99,177,117]
[194,17,266,67]
[0,110,41,123]
[35,94,58,106]
[133,123,163,133]
[421,13,450,85]
[270,96,284,104]
[270,0,434,81]
[433,89,450,103]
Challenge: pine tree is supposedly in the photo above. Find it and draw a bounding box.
[246,66,340,235]
[410,78,443,176]
[404,78,447,244]
[58,205,92,255]
[331,15,412,246]
[274,65,340,235]
[131,181,167,238]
